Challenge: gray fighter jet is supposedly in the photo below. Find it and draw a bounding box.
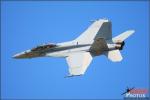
[13,19,134,76]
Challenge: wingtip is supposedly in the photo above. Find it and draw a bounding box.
[128,30,135,33]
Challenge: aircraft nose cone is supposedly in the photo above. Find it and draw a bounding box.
[12,50,41,59]
[13,53,24,59]
[12,50,30,59]
[12,55,17,58]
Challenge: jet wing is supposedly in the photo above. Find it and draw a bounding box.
[75,19,112,44]
[66,52,92,76]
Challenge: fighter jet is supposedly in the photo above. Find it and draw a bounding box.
[13,19,135,76]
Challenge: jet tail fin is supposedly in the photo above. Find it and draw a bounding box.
[104,50,123,62]
[105,30,135,62]
[112,30,135,42]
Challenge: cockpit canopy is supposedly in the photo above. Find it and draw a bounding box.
[31,43,57,51]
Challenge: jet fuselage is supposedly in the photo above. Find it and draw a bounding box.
[13,19,134,76]
[13,40,124,59]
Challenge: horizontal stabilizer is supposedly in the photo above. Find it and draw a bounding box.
[113,30,135,42]
[104,50,123,62]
